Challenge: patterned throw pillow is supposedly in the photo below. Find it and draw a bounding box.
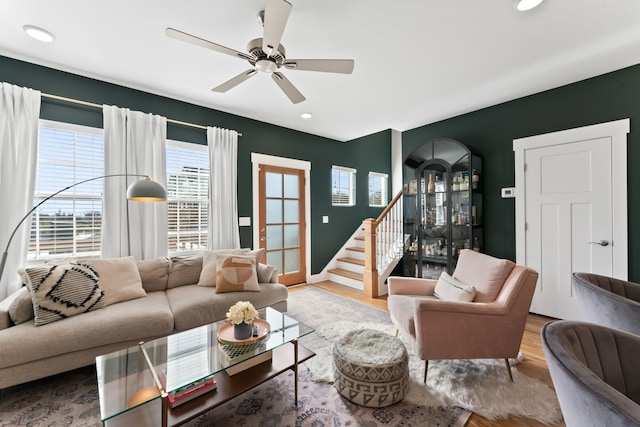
[24,263,105,326]
[214,255,260,294]
[197,249,248,287]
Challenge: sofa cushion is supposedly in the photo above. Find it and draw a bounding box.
[215,255,260,294]
[0,291,174,369]
[452,249,516,303]
[8,286,34,325]
[434,271,476,302]
[167,283,289,331]
[92,256,146,305]
[257,263,275,283]
[197,249,247,287]
[168,255,203,289]
[23,263,106,326]
[136,257,170,292]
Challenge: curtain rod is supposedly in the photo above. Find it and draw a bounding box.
[40,92,242,136]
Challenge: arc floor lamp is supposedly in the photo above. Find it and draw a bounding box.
[0,174,166,284]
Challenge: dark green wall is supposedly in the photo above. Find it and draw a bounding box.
[0,55,391,275]
[403,64,640,281]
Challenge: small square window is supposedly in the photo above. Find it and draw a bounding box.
[331,166,356,206]
[368,172,388,207]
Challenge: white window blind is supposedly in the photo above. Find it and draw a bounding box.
[368,172,388,207]
[331,165,356,206]
[29,121,104,260]
[166,140,209,253]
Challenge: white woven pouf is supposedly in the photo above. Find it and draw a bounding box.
[332,328,409,407]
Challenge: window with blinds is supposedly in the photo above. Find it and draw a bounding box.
[331,165,356,206]
[368,172,388,207]
[29,121,104,260]
[166,140,209,253]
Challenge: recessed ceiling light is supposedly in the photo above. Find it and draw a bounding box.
[300,112,312,119]
[514,0,544,11]
[23,25,55,43]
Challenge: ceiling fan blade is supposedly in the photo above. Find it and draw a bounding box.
[212,69,257,93]
[284,59,355,74]
[166,27,251,61]
[272,72,305,104]
[262,0,292,57]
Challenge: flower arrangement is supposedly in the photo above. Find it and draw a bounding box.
[226,301,258,325]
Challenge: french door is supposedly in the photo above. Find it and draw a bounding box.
[258,164,306,285]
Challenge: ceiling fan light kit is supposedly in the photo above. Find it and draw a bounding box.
[166,0,354,104]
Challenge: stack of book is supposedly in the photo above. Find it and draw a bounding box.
[166,375,217,408]
[220,341,272,376]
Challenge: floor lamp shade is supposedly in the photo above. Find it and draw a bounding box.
[0,174,166,286]
[126,176,167,201]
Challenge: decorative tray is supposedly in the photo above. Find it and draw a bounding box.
[217,318,270,346]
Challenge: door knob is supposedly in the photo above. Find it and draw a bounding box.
[589,240,609,247]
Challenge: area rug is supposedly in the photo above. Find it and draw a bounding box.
[0,288,469,427]
[290,288,562,424]
[289,288,562,425]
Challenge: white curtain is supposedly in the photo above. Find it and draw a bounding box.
[102,105,168,260]
[207,127,240,249]
[0,83,41,299]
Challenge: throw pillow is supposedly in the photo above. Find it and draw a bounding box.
[8,285,34,325]
[24,263,105,326]
[197,249,248,287]
[434,271,476,302]
[91,257,146,305]
[214,254,261,294]
[257,263,275,283]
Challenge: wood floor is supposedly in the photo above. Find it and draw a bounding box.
[290,281,566,427]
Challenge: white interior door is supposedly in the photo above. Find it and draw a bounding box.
[514,119,629,320]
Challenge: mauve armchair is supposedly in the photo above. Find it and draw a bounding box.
[572,272,640,336]
[541,320,640,427]
[387,249,538,382]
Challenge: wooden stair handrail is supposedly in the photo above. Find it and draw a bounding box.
[375,190,403,224]
[363,190,404,298]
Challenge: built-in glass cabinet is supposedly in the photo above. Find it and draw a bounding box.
[403,138,482,278]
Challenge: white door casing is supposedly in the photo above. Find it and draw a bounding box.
[514,119,629,320]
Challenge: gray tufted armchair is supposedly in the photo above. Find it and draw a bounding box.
[541,320,640,427]
[572,272,640,336]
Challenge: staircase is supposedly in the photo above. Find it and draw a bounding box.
[328,236,366,288]
[324,191,406,297]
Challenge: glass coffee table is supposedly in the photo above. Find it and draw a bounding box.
[96,307,315,427]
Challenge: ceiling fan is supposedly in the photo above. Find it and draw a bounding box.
[166,0,354,104]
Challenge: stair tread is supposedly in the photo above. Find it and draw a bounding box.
[346,246,365,253]
[328,268,363,281]
[337,257,365,266]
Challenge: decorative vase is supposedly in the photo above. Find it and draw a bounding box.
[234,321,252,340]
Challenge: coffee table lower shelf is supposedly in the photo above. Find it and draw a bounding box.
[167,341,314,426]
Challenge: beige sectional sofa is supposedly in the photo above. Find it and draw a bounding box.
[0,253,288,389]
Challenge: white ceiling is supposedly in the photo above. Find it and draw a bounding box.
[2,0,640,141]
